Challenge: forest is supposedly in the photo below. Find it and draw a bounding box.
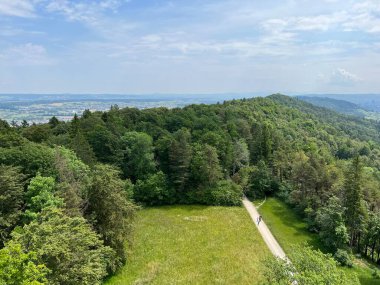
[1,94,380,284]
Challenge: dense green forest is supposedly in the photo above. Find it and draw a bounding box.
[1,94,380,284]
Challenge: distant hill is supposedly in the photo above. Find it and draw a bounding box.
[298,94,380,112]
[297,96,380,121]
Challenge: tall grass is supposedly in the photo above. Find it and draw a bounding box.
[105,205,271,285]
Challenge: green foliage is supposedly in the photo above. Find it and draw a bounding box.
[0,165,24,244]
[0,240,49,285]
[248,160,275,198]
[121,131,156,181]
[0,127,24,148]
[208,180,243,206]
[0,142,55,177]
[24,174,63,221]
[259,197,378,284]
[21,124,51,143]
[373,269,380,279]
[316,196,349,250]
[344,156,367,246]
[134,171,173,205]
[87,164,137,265]
[263,245,360,285]
[69,132,96,166]
[54,147,91,216]
[190,143,222,188]
[231,139,249,174]
[87,124,121,164]
[168,128,192,194]
[334,249,353,267]
[13,208,114,285]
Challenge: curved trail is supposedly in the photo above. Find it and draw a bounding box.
[242,196,286,259]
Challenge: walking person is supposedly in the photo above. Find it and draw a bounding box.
[258,215,262,225]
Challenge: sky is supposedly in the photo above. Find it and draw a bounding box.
[0,0,379,94]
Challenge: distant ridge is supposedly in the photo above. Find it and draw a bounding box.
[297,95,380,121]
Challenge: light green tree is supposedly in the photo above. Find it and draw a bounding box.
[263,245,360,285]
[24,174,63,221]
[0,241,49,285]
[14,208,114,285]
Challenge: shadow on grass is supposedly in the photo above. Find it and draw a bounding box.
[265,199,327,252]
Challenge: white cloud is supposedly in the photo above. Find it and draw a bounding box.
[45,0,128,25]
[343,10,380,33]
[328,68,360,86]
[0,43,55,66]
[0,0,35,17]
[262,12,348,32]
[261,1,380,34]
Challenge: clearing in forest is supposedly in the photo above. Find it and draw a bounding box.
[105,205,271,285]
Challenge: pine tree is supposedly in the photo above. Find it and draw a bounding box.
[168,129,192,194]
[344,156,367,247]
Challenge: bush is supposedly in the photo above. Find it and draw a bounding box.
[372,269,380,279]
[275,182,292,202]
[334,249,353,267]
[209,180,243,206]
[134,172,174,205]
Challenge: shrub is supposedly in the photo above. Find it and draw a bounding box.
[134,172,174,205]
[334,249,353,267]
[209,180,243,206]
[372,269,380,279]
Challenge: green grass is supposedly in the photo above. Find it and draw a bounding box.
[259,197,380,285]
[105,205,271,285]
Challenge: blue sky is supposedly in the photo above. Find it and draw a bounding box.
[0,0,379,94]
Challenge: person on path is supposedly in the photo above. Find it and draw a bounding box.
[258,215,262,225]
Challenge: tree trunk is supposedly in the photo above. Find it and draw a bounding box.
[371,242,376,261]
[350,231,354,247]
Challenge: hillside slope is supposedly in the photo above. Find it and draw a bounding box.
[297,95,380,121]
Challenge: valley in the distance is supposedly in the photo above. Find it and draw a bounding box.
[2,93,380,124]
[0,93,252,123]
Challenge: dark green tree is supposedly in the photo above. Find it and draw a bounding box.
[121,131,156,181]
[134,171,173,205]
[54,147,91,216]
[344,156,367,247]
[168,128,192,194]
[87,164,136,264]
[190,144,222,188]
[0,165,24,244]
[316,196,349,250]
[231,139,249,175]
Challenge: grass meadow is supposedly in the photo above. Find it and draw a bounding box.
[258,197,380,285]
[105,205,271,285]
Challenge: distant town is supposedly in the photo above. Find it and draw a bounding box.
[0,94,251,123]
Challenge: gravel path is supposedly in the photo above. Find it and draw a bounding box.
[242,196,287,260]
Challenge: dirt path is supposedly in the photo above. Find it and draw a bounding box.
[242,196,287,260]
